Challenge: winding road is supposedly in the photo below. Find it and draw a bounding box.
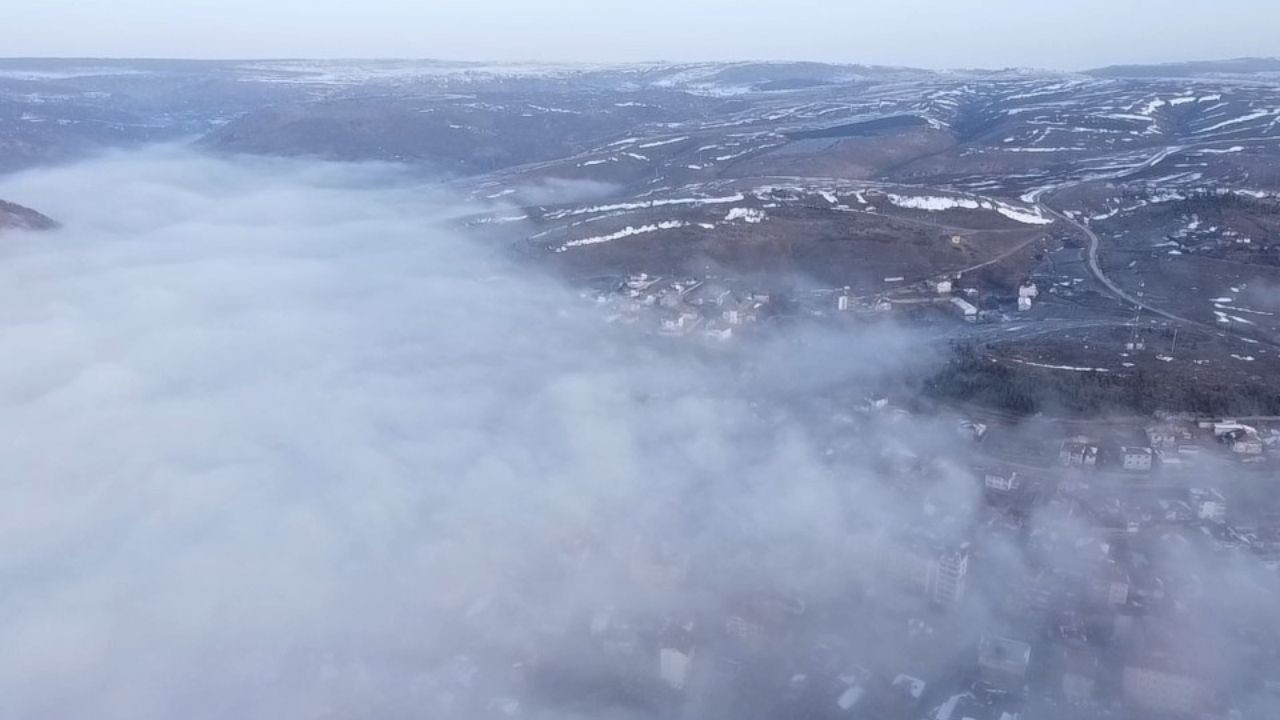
[1038,203,1206,328]
[1034,139,1280,350]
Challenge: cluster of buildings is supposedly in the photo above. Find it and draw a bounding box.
[967,412,1280,719]
[832,278,1040,324]
[1058,416,1276,474]
[587,270,1048,341]
[426,401,1279,720]
[447,276,1278,720]
[592,273,773,341]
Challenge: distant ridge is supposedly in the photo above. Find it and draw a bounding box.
[1089,57,1280,78]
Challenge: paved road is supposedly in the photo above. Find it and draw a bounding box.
[1035,140,1280,350]
[1040,204,1208,329]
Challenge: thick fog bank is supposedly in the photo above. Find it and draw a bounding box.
[0,150,943,719]
[4,150,1277,720]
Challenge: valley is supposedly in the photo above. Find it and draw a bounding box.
[4,57,1280,413]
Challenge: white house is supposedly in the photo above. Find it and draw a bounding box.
[1060,439,1100,467]
[1146,424,1187,449]
[985,472,1020,493]
[949,297,979,322]
[1120,447,1154,472]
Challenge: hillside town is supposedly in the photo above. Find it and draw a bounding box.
[5,45,1280,720]
[414,391,1278,720]
[586,271,1048,342]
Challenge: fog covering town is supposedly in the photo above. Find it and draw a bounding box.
[0,147,1275,720]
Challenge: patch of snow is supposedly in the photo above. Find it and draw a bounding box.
[1139,98,1167,115]
[527,104,580,115]
[1220,305,1273,317]
[1198,111,1276,134]
[0,67,150,81]
[713,148,765,162]
[471,214,528,225]
[1103,113,1158,124]
[724,207,767,224]
[886,193,1051,224]
[548,193,746,219]
[1012,359,1110,373]
[995,204,1053,225]
[886,194,981,211]
[637,136,689,149]
[1210,310,1256,325]
[558,220,690,251]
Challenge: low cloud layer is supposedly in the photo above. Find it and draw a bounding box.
[0,149,941,718]
[2,149,1276,720]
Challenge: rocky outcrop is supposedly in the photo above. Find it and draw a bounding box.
[0,199,57,232]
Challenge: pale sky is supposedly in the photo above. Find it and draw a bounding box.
[7,0,1280,71]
